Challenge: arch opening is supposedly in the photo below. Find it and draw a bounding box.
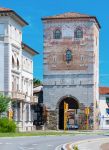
[17,58,19,70]
[58,96,79,130]
[12,56,15,68]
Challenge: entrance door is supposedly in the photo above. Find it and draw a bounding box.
[59,97,79,130]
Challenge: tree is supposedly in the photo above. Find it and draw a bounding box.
[33,78,42,87]
[0,94,11,116]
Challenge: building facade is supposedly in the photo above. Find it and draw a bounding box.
[42,12,100,130]
[0,8,38,131]
[99,87,109,129]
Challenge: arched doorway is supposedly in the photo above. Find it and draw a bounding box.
[58,96,79,130]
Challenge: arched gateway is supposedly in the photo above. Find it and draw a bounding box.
[58,96,79,130]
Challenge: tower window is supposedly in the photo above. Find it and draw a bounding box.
[66,49,72,63]
[53,29,61,39]
[74,28,83,39]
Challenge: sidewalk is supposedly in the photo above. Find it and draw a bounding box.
[101,143,109,150]
[64,138,109,150]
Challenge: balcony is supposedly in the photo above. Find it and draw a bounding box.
[30,96,38,103]
[11,92,25,101]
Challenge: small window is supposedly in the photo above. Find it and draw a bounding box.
[80,55,84,61]
[53,29,61,39]
[74,28,83,39]
[66,49,72,63]
[12,56,15,68]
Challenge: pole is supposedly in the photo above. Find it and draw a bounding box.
[85,107,89,130]
[64,102,68,130]
[86,114,89,130]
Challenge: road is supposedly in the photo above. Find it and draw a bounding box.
[0,134,108,150]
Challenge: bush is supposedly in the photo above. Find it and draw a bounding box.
[73,145,79,150]
[0,118,16,133]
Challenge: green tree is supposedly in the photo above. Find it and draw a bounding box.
[33,78,42,87]
[0,94,11,116]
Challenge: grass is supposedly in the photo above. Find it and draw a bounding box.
[0,131,75,137]
[0,130,108,137]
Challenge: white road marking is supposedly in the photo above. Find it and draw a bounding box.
[6,143,12,144]
[78,146,92,150]
[32,143,38,146]
[47,144,53,147]
[18,147,25,150]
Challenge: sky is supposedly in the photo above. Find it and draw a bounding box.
[0,0,109,86]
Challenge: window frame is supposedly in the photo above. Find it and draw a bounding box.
[53,29,62,39]
[74,28,83,39]
[66,49,72,63]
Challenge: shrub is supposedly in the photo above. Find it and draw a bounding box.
[73,145,79,150]
[0,117,16,133]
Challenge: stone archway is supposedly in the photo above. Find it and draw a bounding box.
[58,96,79,130]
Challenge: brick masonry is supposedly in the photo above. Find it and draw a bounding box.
[42,14,100,130]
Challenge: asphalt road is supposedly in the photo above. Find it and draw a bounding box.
[0,134,108,150]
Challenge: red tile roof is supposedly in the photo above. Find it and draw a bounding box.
[42,12,90,19]
[99,87,109,95]
[0,7,11,11]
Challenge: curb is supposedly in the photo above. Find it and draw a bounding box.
[61,137,109,150]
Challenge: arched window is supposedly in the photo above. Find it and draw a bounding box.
[66,49,72,63]
[12,56,15,68]
[74,28,83,38]
[53,29,61,39]
[17,58,19,70]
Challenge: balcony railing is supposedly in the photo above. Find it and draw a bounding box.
[11,92,25,100]
[0,91,38,103]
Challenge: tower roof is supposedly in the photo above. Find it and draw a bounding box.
[42,12,101,28]
[99,87,109,95]
[42,12,90,19]
[0,7,28,26]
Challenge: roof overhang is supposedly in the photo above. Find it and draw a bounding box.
[22,42,39,56]
[0,10,28,26]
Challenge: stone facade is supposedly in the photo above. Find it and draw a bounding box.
[42,13,100,130]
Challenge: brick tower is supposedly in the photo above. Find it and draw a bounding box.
[42,13,100,130]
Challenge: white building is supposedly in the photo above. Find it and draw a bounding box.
[0,7,38,131]
[99,87,109,129]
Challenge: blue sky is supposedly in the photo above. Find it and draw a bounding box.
[0,0,109,86]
